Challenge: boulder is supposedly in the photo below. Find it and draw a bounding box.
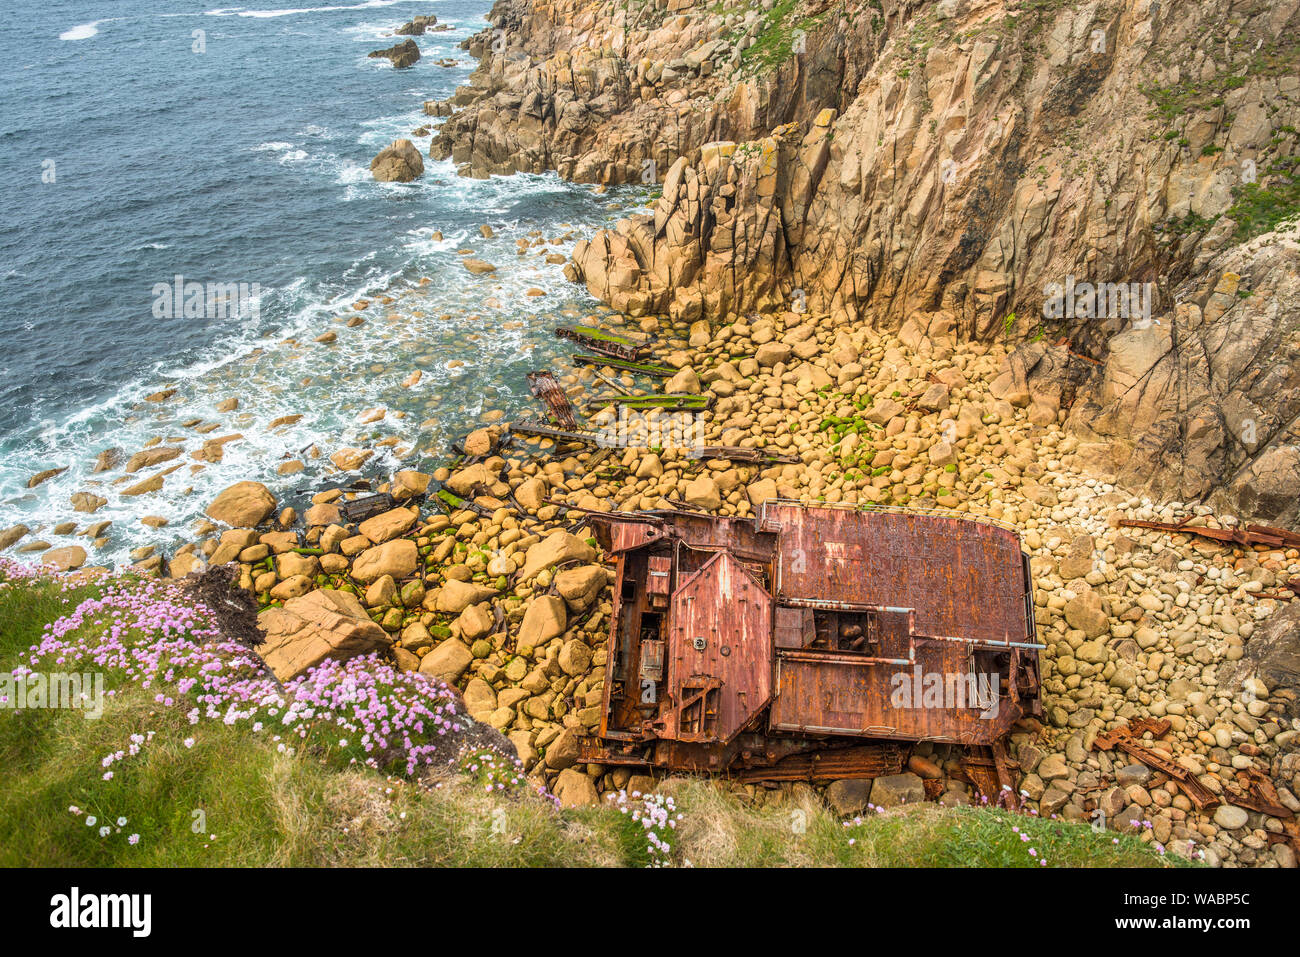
[462,428,499,457]
[463,677,496,715]
[684,475,721,510]
[557,638,592,676]
[868,772,925,808]
[27,468,65,488]
[746,478,779,506]
[518,595,567,649]
[553,767,600,807]
[392,470,432,500]
[358,506,418,544]
[755,342,791,367]
[665,366,701,394]
[1063,591,1109,638]
[351,539,418,584]
[257,588,388,682]
[418,638,473,684]
[394,15,436,35]
[370,138,425,183]
[435,579,498,614]
[553,564,608,611]
[125,446,181,473]
[519,530,596,581]
[455,602,494,641]
[70,492,107,514]
[1058,534,1096,581]
[1221,601,1300,719]
[41,545,87,572]
[825,778,873,815]
[270,575,313,601]
[514,477,547,510]
[545,726,583,770]
[445,462,494,496]
[1213,805,1249,830]
[206,481,276,528]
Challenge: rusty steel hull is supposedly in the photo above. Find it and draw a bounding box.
[759,501,1030,645]
[770,649,1022,745]
[589,503,1042,778]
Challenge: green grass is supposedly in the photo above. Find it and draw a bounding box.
[732,0,835,76]
[1225,171,1300,241]
[0,576,1189,867]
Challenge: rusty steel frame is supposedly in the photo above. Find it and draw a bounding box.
[586,501,1042,779]
[526,370,580,430]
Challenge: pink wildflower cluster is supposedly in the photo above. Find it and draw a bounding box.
[14,575,469,779]
[289,657,467,776]
[0,557,55,587]
[456,744,530,794]
[605,789,685,867]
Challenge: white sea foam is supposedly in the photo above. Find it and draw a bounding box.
[206,1,427,19]
[59,20,114,41]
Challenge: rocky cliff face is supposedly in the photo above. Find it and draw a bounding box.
[434,0,1300,522]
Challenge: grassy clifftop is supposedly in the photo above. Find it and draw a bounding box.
[0,566,1187,868]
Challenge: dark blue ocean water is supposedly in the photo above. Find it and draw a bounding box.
[0,0,638,562]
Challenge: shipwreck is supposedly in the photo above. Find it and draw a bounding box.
[581,500,1044,791]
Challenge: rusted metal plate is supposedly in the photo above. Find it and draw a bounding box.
[732,744,907,782]
[759,501,1029,645]
[337,492,397,523]
[661,551,772,745]
[685,445,801,465]
[769,645,1022,745]
[526,371,580,430]
[774,606,813,649]
[646,555,672,608]
[600,518,668,554]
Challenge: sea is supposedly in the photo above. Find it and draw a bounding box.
[0,0,642,565]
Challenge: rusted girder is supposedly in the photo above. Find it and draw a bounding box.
[731,745,907,783]
[526,371,580,430]
[554,325,647,361]
[508,417,601,446]
[686,445,802,465]
[1119,518,1300,550]
[1092,718,1220,810]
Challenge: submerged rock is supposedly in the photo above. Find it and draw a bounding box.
[368,38,420,69]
